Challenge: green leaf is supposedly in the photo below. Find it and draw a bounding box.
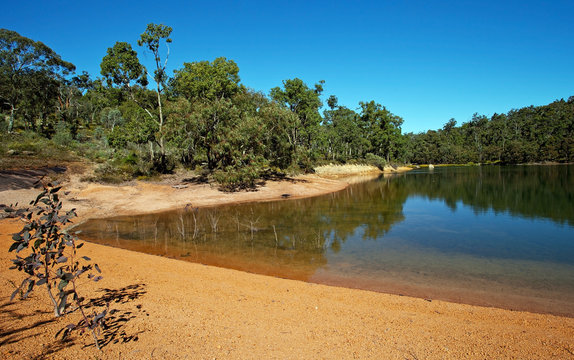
[25,280,35,296]
[10,288,20,301]
[58,292,69,314]
[58,279,69,291]
[62,272,74,281]
[9,242,19,252]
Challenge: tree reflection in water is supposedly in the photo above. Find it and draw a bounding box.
[77,165,574,316]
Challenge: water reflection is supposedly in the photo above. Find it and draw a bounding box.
[77,165,574,316]
[404,165,574,226]
[77,175,408,281]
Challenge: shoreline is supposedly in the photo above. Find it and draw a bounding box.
[1,166,574,358]
[1,218,573,359]
[1,165,411,222]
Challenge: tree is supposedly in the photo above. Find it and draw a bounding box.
[137,23,173,172]
[0,28,75,132]
[270,78,324,160]
[259,101,300,169]
[322,100,362,161]
[6,184,107,349]
[326,95,338,110]
[358,100,404,162]
[100,42,147,90]
[465,113,489,162]
[171,57,241,102]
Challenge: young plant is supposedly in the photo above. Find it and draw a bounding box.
[5,183,107,349]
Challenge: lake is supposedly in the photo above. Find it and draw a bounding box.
[76,165,574,316]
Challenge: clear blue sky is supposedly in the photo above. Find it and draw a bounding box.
[4,0,573,133]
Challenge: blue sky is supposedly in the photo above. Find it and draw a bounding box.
[4,0,573,133]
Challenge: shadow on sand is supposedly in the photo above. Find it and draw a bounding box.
[0,283,147,357]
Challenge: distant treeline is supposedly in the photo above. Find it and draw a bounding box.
[1,26,573,188]
[403,98,574,165]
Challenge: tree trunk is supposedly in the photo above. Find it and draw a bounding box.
[8,105,15,133]
[156,82,164,155]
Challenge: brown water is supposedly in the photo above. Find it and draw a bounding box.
[76,165,574,316]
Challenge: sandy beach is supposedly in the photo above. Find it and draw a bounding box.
[1,167,573,359]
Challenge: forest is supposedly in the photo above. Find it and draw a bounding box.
[1,25,573,189]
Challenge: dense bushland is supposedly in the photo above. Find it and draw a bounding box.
[404,99,574,165]
[1,26,572,188]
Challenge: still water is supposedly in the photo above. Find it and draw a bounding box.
[76,165,574,316]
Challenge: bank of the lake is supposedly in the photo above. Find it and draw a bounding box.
[0,166,573,359]
[1,218,573,359]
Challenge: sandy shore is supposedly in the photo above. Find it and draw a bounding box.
[1,168,573,359]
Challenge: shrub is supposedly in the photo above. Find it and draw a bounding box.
[364,153,387,170]
[5,183,107,349]
[52,122,75,147]
[91,161,138,183]
[213,166,261,192]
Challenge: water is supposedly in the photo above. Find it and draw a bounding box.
[76,165,574,316]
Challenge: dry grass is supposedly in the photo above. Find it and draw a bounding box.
[314,164,382,176]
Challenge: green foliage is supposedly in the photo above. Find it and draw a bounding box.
[90,147,150,183]
[91,161,138,184]
[322,104,364,161]
[3,25,573,192]
[5,183,107,349]
[107,104,157,148]
[213,163,264,192]
[171,57,241,101]
[0,131,79,169]
[52,122,75,147]
[358,101,404,162]
[405,98,574,164]
[0,28,76,133]
[100,42,147,89]
[258,102,298,169]
[270,78,324,153]
[137,23,172,87]
[99,107,124,130]
[364,153,387,170]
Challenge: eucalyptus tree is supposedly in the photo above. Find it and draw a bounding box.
[358,100,404,162]
[322,96,363,161]
[137,23,173,169]
[0,28,75,132]
[170,57,244,170]
[100,41,147,90]
[258,101,300,169]
[99,24,174,172]
[270,78,324,162]
[171,57,241,102]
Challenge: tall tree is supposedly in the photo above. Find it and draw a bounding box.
[358,100,404,162]
[100,42,147,90]
[270,78,324,158]
[137,23,173,171]
[322,97,362,161]
[171,57,241,102]
[0,28,75,132]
